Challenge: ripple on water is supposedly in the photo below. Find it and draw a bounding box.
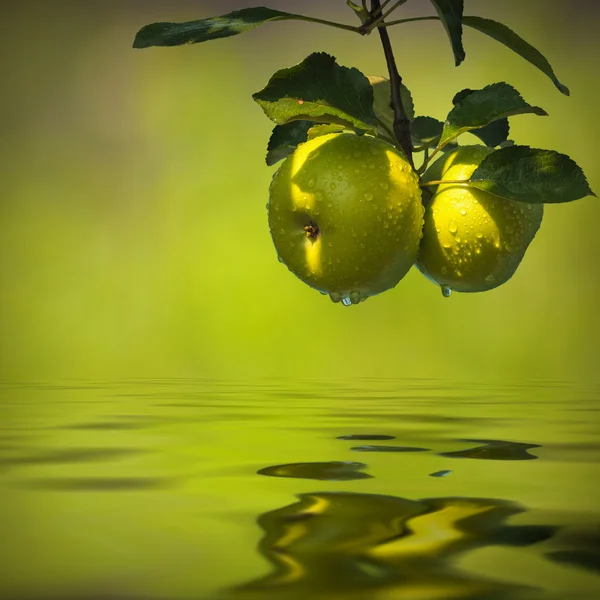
[231,491,549,599]
[257,461,372,481]
[439,438,541,461]
[337,434,395,441]
[351,445,430,453]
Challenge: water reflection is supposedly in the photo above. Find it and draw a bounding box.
[231,491,543,600]
[18,476,170,491]
[440,439,541,461]
[337,435,395,441]
[258,462,373,481]
[429,470,453,478]
[0,378,599,600]
[0,447,145,466]
[351,445,430,453]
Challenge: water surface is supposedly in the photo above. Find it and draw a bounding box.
[0,379,599,599]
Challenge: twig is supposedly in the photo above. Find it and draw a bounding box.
[382,16,439,27]
[370,0,413,167]
[293,15,361,33]
[367,1,408,32]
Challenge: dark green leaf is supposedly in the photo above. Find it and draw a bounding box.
[430,0,465,66]
[266,121,315,166]
[499,139,515,148]
[253,53,378,132]
[463,16,569,95]
[133,7,305,48]
[411,116,444,146]
[452,88,509,147]
[469,146,595,204]
[439,82,546,150]
[368,75,415,140]
[452,88,474,105]
[471,119,510,147]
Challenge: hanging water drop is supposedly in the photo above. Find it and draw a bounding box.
[341,295,352,306]
[441,286,452,298]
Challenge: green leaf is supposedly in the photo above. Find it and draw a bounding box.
[368,76,414,141]
[411,116,443,146]
[462,16,569,96]
[429,0,465,66]
[452,88,509,147]
[469,146,595,204]
[265,121,315,166]
[307,124,346,140]
[253,53,378,133]
[133,7,303,48]
[439,82,546,150]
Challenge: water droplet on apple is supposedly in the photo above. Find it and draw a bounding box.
[330,292,342,303]
[364,192,373,202]
[341,295,352,306]
[485,274,495,283]
[330,183,336,190]
[278,255,284,263]
[379,182,389,190]
[476,231,483,239]
[441,286,452,298]
[307,180,315,188]
[350,291,361,304]
[460,208,467,216]
[441,266,448,275]
[353,151,361,158]
[448,222,458,234]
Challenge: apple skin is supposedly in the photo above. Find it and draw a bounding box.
[268,132,424,303]
[417,145,544,294]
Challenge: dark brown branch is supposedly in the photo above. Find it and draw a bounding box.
[370,0,413,167]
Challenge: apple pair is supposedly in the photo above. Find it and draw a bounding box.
[268,132,542,303]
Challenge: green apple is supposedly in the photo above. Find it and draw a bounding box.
[417,145,544,295]
[268,132,424,304]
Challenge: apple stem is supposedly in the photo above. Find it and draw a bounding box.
[369,0,414,168]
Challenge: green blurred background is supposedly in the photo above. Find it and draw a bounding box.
[1,0,598,384]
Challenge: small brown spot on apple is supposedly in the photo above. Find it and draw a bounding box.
[304,222,319,241]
